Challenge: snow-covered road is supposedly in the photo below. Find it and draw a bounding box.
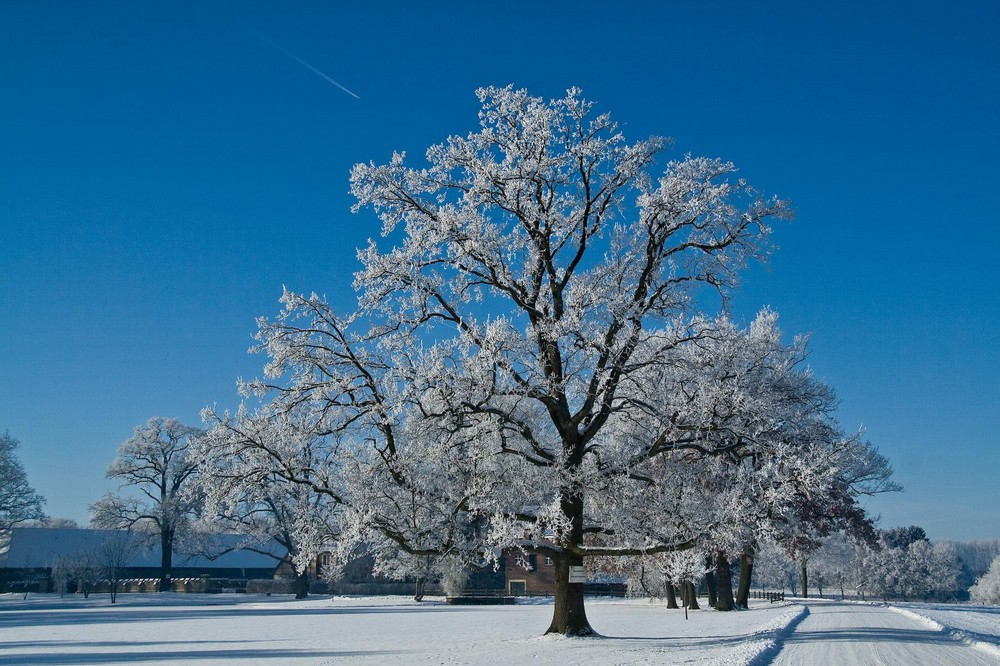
[770,600,999,665]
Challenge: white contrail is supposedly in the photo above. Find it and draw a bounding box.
[246,26,361,100]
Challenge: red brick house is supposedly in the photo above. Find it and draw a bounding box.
[505,549,556,595]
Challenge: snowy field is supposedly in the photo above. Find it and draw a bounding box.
[0,593,805,665]
[4,593,998,665]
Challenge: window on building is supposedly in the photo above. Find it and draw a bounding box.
[544,557,553,566]
[514,554,535,571]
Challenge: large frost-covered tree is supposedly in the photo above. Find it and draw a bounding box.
[194,85,885,633]
[0,432,46,530]
[91,417,204,591]
[235,85,799,635]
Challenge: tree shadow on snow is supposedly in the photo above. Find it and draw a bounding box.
[779,627,957,646]
[0,603,472,630]
[0,639,276,650]
[0,648,408,665]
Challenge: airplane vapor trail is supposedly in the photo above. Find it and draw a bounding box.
[246,26,361,100]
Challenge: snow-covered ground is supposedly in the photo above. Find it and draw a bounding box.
[3,593,997,664]
[0,593,802,665]
[883,601,1000,657]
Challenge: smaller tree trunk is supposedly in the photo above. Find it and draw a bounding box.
[684,580,700,610]
[295,570,310,599]
[413,577,425,602]
[736,550,754,608]
[800,557,809,599]
[715,552,736,611]
[705,555,718,608]
[665,580,679,609]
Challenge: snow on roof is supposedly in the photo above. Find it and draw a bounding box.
[0,528,286,570]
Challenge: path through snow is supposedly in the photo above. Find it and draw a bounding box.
[769,599,999,665]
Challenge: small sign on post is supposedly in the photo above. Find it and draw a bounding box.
[568,566,587,583]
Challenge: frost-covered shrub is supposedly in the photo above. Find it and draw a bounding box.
[247,579,296,594]
[246,579,276,594]
[440,561,470,598]
[970,554,1000,604]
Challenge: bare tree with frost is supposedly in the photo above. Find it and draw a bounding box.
[234,85,796,635]
[195,406,342,598]
[0,431,46,530]
[99,530,141,604]
[90,417,204,592]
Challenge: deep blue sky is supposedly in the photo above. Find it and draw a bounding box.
[2,1,997,540]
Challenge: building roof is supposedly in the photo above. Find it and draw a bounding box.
[0,527,285,570]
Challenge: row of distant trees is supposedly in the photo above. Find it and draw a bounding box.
[46,531,138,603]
[1,528,137,604]
[753,527,999,602]
[618,527,1000,605]
[9,415,1000,608]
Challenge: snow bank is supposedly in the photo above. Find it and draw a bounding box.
[739,603,809,666]
[884,602,1000,658]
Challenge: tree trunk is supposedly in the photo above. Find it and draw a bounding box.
[736,550,754,608]
[705,555,718,608]
[413,577,425,602]
[545,554,593,635]
[683,580,700,609]
[715,552,736,611]
[295,570,310,599]
[800,557,808,599]
[545,493,594,636]
[160,527,173,592]
[665,580,679,609]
